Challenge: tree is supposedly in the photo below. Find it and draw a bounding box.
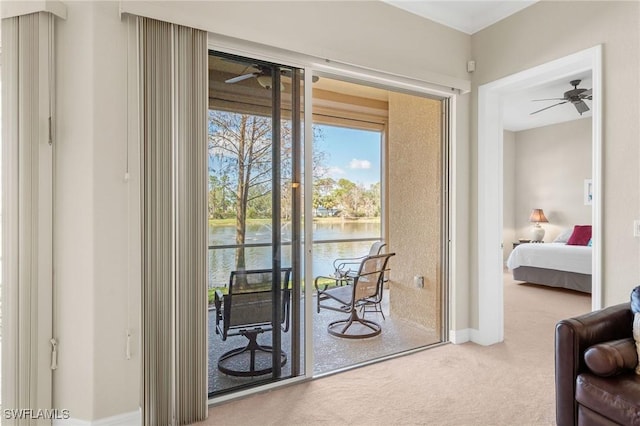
[209,110,326,270]
[209,111,276,269]
[313,177,336,215]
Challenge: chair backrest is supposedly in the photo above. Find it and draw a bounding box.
[353,253,394,302]
[369,241,386,256]
[222,268,291,337]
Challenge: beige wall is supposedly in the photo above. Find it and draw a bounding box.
[387,93,442,332]
[50,1,472,421]
[514,119,592,242]
[124,0,472,87]
[35,3,640,419]
[471,1,640,324]
[55,1,141,420]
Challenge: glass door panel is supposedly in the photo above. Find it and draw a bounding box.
[311,77,446,375]
[207,51,303,396]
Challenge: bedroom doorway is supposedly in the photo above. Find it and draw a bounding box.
[477,46,602,345]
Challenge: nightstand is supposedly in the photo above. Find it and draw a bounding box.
[514,240,544,248]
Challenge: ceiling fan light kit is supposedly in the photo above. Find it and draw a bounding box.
[256,75,285,91]
[530,79,592,116]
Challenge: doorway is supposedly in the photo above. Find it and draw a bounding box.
[206,46,455,401]
[476,46,603,345]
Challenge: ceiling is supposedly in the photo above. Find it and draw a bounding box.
[382,0,538,35]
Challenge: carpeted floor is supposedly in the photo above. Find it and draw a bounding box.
[196,273,591,425]
[208,289,441,395]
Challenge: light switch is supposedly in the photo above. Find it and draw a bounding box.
[634,220,640,237]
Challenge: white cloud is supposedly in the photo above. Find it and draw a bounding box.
[324,166,345,175]
[349,158,371,170]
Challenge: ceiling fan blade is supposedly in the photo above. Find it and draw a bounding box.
[573,100,590,115]
[531,97,566,102]
[580,88,592,97]
[530,101,567,115]
[225,73,258,84]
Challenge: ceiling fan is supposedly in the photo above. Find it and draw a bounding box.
[225,64,319,90]
[530,79,592,116]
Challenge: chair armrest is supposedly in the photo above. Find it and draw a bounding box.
[281,289,291,333]
[555,302,632,426]
[333,256,366,272]
[214,290,224,326]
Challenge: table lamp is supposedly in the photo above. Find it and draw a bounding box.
[529,208,549,242]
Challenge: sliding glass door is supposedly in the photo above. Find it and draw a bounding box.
[207,51,304,396]
[206,51,450,398]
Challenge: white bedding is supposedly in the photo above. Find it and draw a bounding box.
[507,243,592,275]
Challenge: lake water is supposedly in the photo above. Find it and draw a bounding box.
[208,221,381,285]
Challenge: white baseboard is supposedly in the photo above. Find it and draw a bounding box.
[449,328,470,344]
[53,409,140,426]
[469,327,503,346]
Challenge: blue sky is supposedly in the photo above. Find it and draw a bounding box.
[315,124,381,188]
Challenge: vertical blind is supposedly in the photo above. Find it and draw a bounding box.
[1,11,55,419]
[138,17,208,425]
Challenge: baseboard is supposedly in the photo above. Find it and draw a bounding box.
[53,409,141,426]
[449,328,470,344]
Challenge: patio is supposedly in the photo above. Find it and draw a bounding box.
[208,290,441,396]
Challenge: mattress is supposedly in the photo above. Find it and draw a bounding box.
[506,242,592,275]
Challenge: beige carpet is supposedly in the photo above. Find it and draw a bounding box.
[195,274,590,425]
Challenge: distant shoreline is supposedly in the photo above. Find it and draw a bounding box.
[208,217,380,226]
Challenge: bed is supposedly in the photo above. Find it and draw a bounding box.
[507,242,592,293]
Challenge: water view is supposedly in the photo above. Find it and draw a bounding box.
[208,220,380,285]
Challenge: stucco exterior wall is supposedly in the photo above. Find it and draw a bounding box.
[388,93,442,332]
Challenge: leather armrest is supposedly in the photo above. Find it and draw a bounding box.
[555,302,632,426]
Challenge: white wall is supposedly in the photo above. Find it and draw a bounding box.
[471,1,640,321]
[514,118,592,242]
[51,1,472,421]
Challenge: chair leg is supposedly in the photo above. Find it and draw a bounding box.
[327,309,381,339]
[218,331,287,377]
[360,301,385,320]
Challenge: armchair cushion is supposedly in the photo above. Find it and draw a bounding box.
[575,372,640,425]
[584,338,638,377]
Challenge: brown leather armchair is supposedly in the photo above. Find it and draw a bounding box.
[555,303,640,425]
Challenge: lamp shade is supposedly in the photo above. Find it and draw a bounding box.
[529,208,549,223]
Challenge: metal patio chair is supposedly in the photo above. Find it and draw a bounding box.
[214,268,291,376]
[314,253,395,339]
[331,241,386,285]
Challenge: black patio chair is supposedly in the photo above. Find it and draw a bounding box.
[214,268,291,376]
[314,253,395,339]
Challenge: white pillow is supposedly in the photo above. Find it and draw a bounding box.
[634,313,640,375]
[553,228,574,243]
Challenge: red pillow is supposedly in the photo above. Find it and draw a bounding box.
[566,225,592,246]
